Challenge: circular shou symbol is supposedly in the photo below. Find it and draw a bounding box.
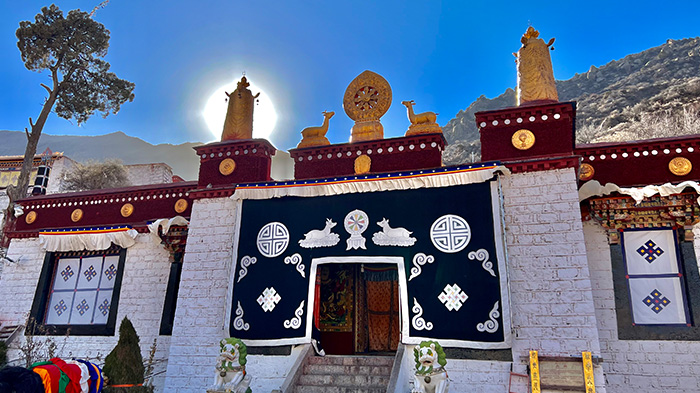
[430,214,471,253]
[256,222,290,258]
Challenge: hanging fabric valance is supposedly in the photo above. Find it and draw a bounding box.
[579,179,700,204]
[147,216,189,243]
[231,164,508,200]
[39,226,138,252]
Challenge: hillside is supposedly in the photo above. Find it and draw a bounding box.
[442,37,700,164]
[0,131,202,180]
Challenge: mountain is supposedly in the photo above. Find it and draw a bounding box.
[0,131,202,180]
[442,37,700,165]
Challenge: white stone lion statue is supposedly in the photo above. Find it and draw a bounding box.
[210,337,252,393]
[412,341,449,393]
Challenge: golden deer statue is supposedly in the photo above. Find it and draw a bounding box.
[297,111,335,148]
[401,100,441,136]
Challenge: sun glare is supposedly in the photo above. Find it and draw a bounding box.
[203,79,278,141]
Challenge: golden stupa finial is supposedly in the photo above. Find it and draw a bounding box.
[221,75,260,141]
[515,26,558,106]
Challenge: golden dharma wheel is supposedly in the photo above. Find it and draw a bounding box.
[219,158,236,176]
[669,157,692,176]
[579,163,595,181]
[25,211,37,225]
[343,70,392,122]
[120,203,134,218]
[174,198,188,214]
[71,208,83,223]
[354,154,372,175]
[511,129,536,150]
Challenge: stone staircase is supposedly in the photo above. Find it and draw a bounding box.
[294,355,394,393]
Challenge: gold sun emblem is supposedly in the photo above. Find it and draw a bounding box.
[219,158,236,176]
[511,129,536,150]
[120,203,134,218]
[71,208,83,223]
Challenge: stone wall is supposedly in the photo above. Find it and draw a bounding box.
[584,220,700,393]
[0,234,174,391]
[500,168,606,392]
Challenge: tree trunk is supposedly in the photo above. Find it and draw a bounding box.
[1,76,58,247]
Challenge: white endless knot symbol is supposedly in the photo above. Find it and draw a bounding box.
[257,222,290,258]
[438,283,468,311]
[257,287,281,312]
[430,214,471,253]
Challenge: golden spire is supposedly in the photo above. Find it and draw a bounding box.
[221,76,260,141]
[515,26,558,106]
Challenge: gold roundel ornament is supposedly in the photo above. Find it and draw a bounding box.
[174,198,188,214]
[512,129,536,150]
[219,158,236,176]
[669,157,692,176]
[579,163,595,181]
[343,70,392,122]
[25,211,37,225]
[354,154,371,174]
[71,208,83,223]
[120,203,134,218]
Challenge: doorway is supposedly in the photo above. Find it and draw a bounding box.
[311,259,403,355]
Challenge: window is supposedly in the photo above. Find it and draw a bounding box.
[611,228,700,340]
[29,247,126,336]
[621,229,690,325]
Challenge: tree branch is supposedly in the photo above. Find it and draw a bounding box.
[24,127,30,141]
[40,83,52,95]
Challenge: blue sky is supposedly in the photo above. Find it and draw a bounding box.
[2,1,700,151]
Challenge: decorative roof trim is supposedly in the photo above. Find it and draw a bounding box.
[231,162,507,200]
[576,135,700,163]
[503,155,579,174]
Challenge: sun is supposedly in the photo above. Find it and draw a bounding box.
[202,79,278,141]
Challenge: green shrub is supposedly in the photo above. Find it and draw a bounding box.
[103,317,153,393]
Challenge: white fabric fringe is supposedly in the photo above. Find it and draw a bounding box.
[148,216,189,243]
[579,179,700,205]
[39,228,138,252]
[231,166,508,201]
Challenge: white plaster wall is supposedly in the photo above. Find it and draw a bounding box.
[46,156,77,194]
[500,168,606,392]
[584,220,700,393]
[162,196,302,392]
[0,234,174,392]
[163,197,238,392]
[447,359,512,392]
[125,163,173,186]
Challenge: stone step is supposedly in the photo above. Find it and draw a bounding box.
[295,386,386,393]
[307,355,394,367]
[297,373,389,387]
[303,364,392,376]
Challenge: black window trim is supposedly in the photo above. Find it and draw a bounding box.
[28,247,126,336]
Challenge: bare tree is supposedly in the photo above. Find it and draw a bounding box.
[62,159,131,192]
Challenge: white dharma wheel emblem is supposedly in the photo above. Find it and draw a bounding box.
[257,222,290,257]
[344,209,369,250]
[430,214,471,253]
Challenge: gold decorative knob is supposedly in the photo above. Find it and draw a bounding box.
[25,211,37,224]
[354,155,372,174]
[219,158,236,176]
[174,198,188,214]
[511,129,535,150]
[669,157,692,176]
[121,203,134,218]
[71,208,83,223]
[579,163,595,181]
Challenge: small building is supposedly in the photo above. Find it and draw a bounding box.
[2,28,700,393]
